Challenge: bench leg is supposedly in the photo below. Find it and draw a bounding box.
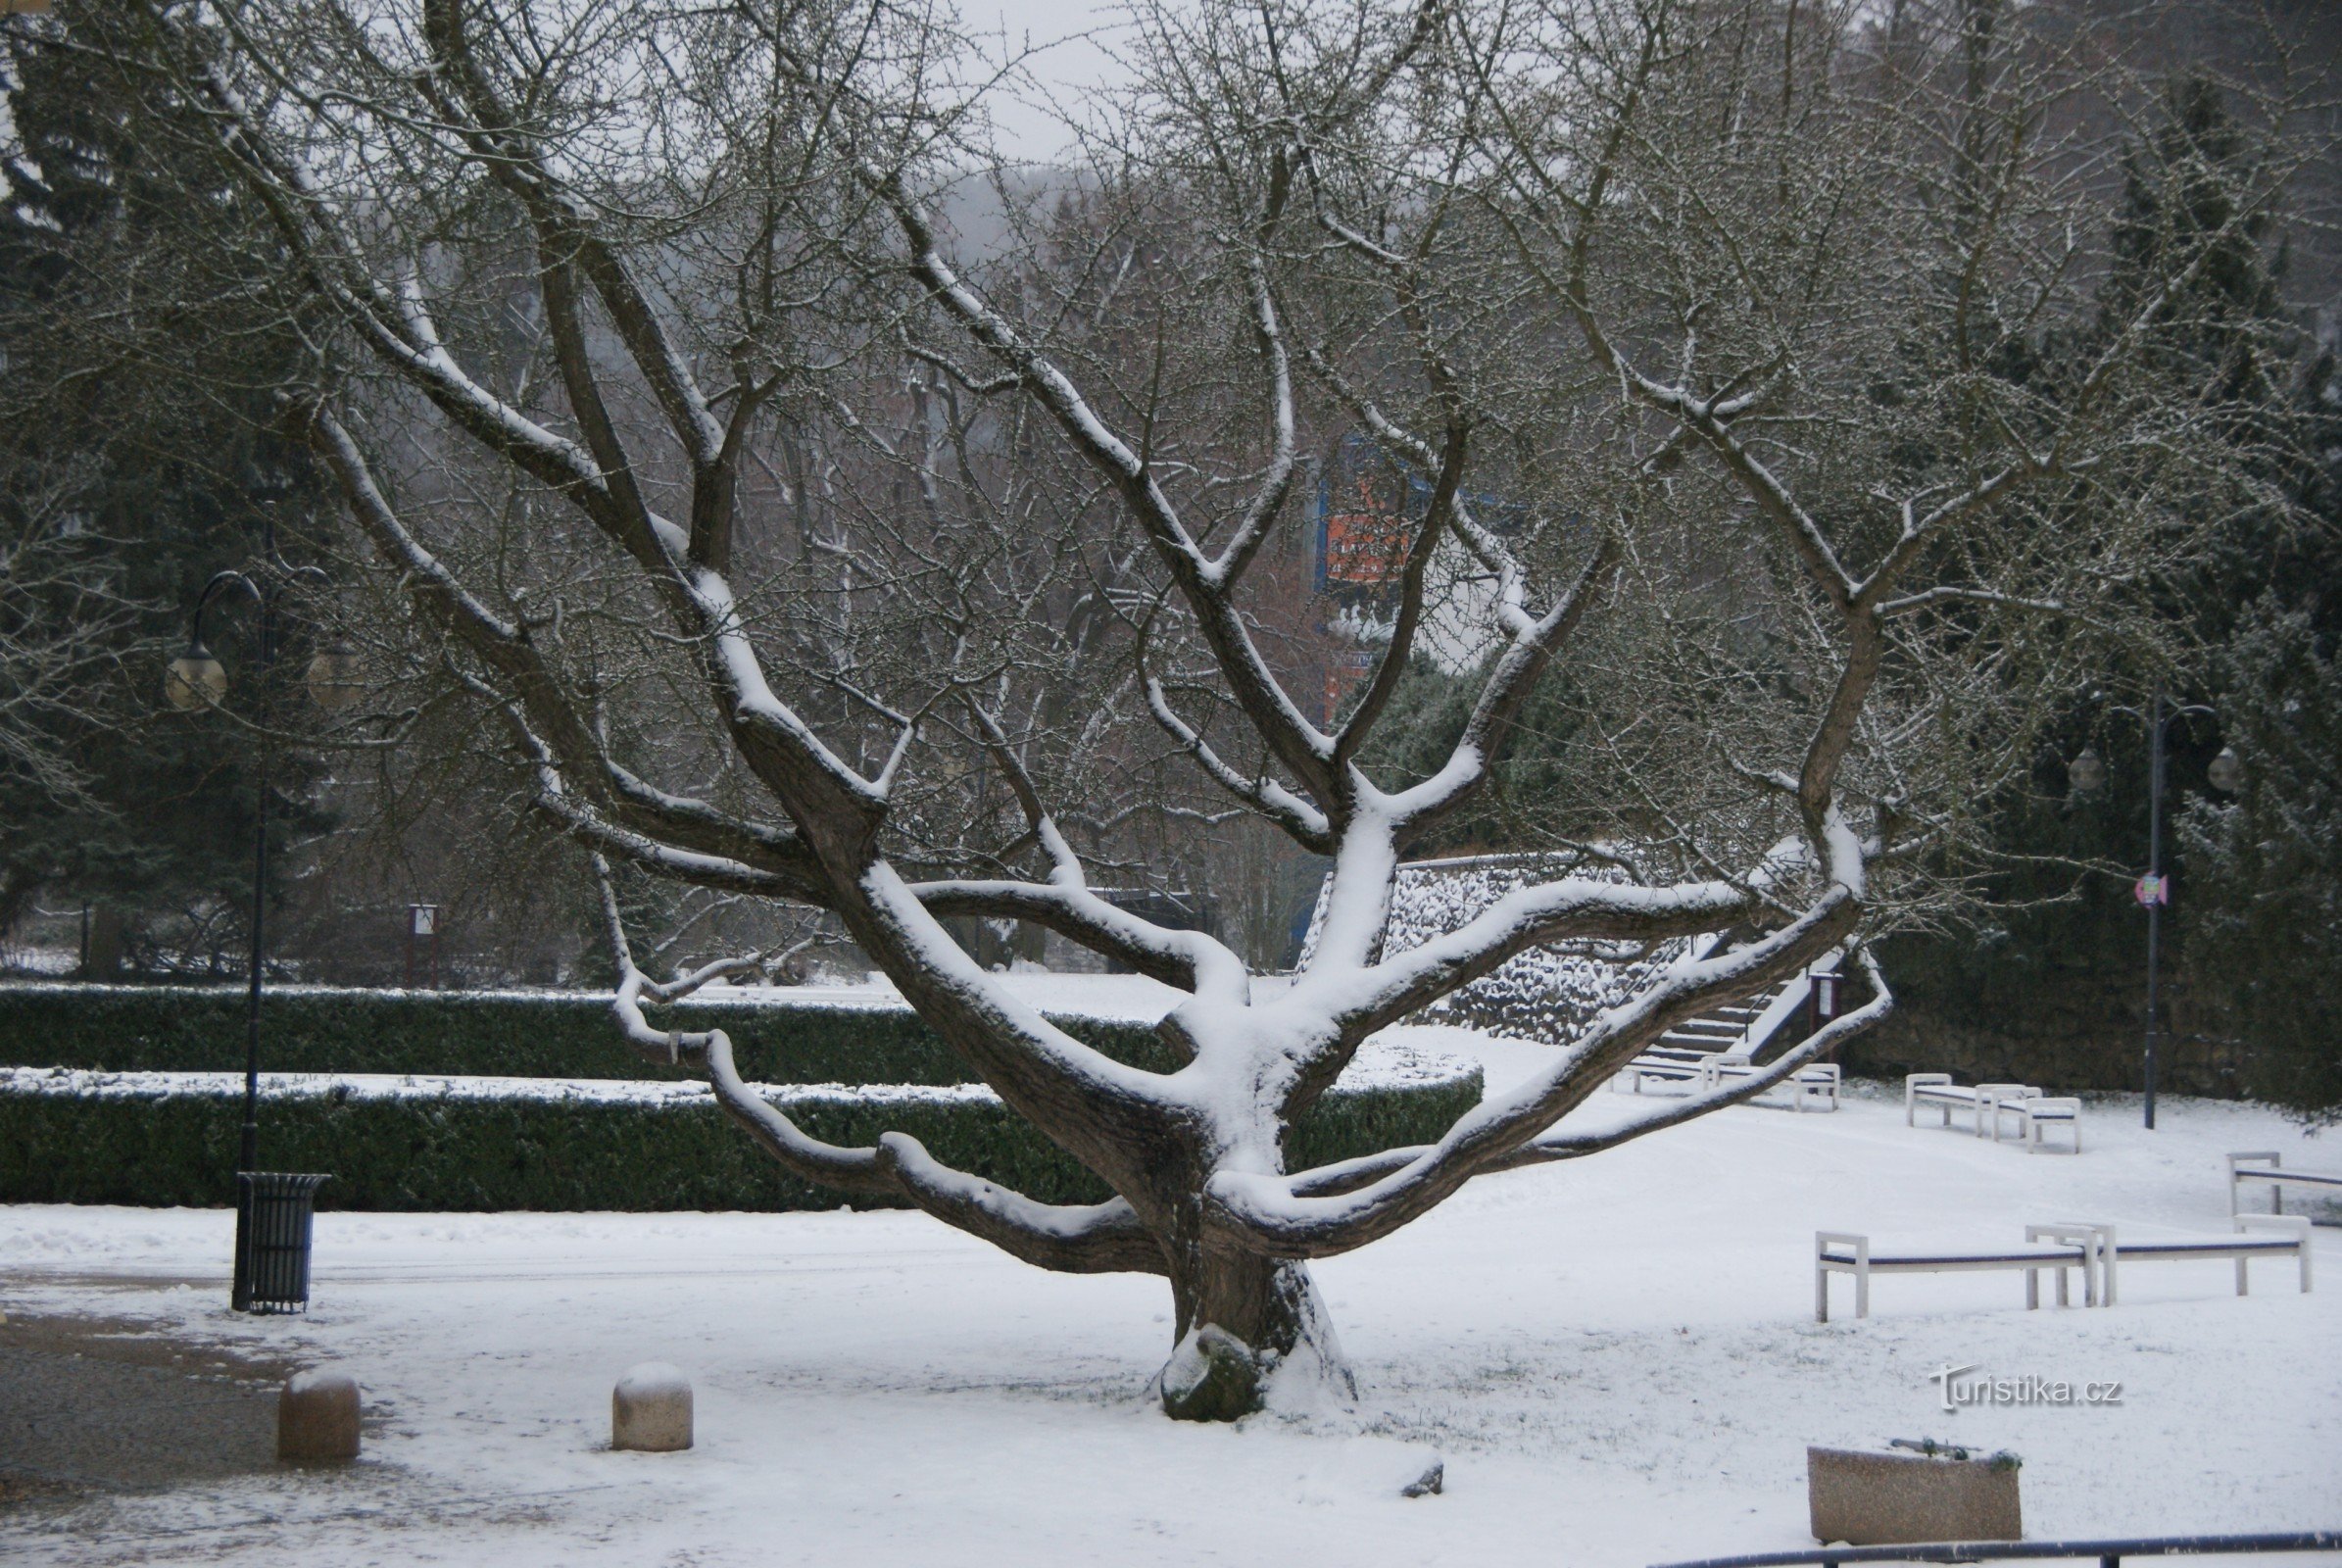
[1856,1259,1869,1319]
[1817,1265,1830,1323]
[2237,1256,2249,1297]
[2025,1268,2038,1310]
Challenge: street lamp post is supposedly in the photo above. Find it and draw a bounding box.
[2069,688,2241,1132]
[164,518,355,1310]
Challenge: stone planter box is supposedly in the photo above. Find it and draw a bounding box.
[1808,1446,2022,1544]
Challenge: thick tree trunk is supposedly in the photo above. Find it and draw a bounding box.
[1156,1231,1353,1421]
[84,905,124,980]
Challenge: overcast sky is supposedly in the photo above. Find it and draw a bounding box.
[961,0,1145,164]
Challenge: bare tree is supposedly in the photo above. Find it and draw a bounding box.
[0,460,143,820]
[88,0,2299,1418]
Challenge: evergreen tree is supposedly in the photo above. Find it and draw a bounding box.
[1879,77,2339,1110]
[0,0,332,970]
[2179,596,2342,1117]
[1350,655,1587,856]
[2175,324,2342,1117]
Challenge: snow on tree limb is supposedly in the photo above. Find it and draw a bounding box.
[885,182,1343,811]
[1205,880,1861,1258]
[592,859,1168,1272]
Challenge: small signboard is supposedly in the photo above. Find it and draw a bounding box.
[1318,474,1413,590]
[2133,873,2171,907]
[405,903,443,988]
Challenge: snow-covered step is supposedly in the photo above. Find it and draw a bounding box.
[1647,979,1802,1061]
[1662,1026,1746,1047]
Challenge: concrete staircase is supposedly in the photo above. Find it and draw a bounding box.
[1647,978,1802,1062]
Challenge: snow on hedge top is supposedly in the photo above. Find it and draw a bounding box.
[1298,851,1710,1044]
[0,971,1188,1024]
[0,1065,999,1107]
[0,1031,1472,1105]
[694,971,1188,1023]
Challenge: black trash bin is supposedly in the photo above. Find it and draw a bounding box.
[233,1171,331,1314]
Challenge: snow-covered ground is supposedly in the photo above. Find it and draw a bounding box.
[3,1055,2337,1566]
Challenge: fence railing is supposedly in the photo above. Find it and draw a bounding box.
[1651,1530,2342,1568]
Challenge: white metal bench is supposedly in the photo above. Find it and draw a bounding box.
[1814,1229,2101,1322]
[2229,1152,2342,1219]
[1905,1074,2060,1143]
[1904,1073,2037,1134]
[1701,1056,1841,1111]
[1993,1094,2081,1153]
[2040,1217,2312,1303]
[1613,1050,1748,1095]
[1816,1214,2313,1322]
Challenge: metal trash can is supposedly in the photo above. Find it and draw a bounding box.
[233,1172,331,1314]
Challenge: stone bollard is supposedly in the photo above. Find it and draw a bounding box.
[612,1362,693,1452]
[278,1370,362,1463]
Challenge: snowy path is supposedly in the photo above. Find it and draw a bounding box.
[2,1081,2337,1567]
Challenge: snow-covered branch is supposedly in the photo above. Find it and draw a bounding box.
[592,861,1167,1273]
[1205,875,1861,1258]
[884,182,1342,814]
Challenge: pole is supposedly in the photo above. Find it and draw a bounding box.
[240,720,268,1172]
[2143,689,2165,1131]
[229,526,276,1312]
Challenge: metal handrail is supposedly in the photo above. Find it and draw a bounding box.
[1650,1531,2342,1568]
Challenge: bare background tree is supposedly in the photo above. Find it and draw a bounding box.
[0,461,143,823]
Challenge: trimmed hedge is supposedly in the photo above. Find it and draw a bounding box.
[0,1074,1486,1213]
[0,982,1169,1084]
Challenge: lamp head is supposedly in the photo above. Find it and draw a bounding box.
[2207,745,2243,793]
[2067,745,2107,795]
[304,640,366,713]
[165,642,227,711]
